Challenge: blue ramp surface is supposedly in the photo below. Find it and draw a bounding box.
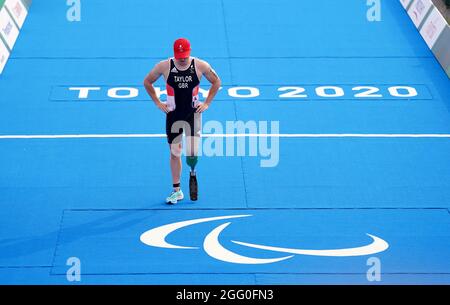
[0,0,449,284]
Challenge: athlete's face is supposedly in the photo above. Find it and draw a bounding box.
[176,57,189,66]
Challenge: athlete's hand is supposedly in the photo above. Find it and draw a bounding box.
[196,102,209,113]
[156,101,169,113]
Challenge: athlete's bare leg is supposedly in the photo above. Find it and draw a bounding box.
[169,142,182,191]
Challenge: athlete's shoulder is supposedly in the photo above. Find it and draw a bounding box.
[157,58,171,67]
[193,57,211,73]
[154,59,170,72]
[193,57,209,66]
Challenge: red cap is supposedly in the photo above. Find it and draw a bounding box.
[173,38,191,59]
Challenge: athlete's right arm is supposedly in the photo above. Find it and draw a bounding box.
[143,61,169,113]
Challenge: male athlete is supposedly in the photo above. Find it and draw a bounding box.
[143,38,221,204]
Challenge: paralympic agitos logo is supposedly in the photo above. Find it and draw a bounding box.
[140,215,389,265]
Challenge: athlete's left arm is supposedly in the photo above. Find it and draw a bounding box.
[196,60,221,113]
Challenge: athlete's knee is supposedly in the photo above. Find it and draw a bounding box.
[170,153,181,161]
[169,143,182,159]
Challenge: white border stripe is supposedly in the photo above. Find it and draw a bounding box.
[1,134,450,139]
